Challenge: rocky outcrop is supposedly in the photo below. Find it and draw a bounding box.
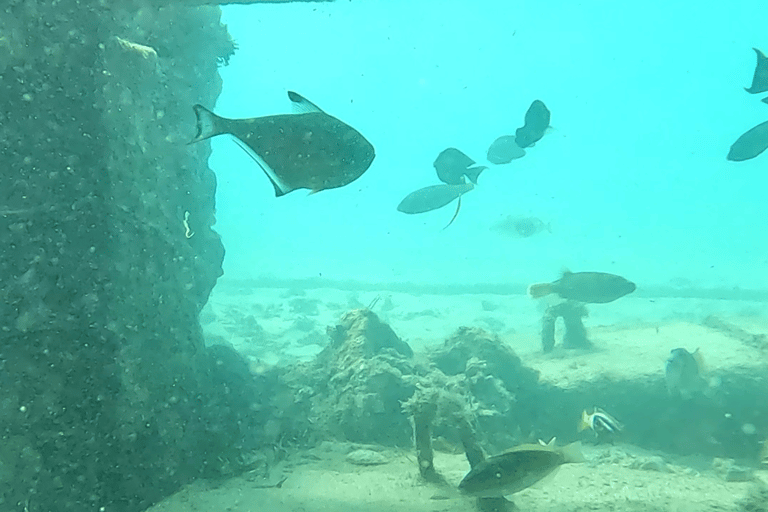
[0,1,240,511]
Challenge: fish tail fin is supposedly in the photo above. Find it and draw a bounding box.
[577,410,591,432]
[560,442,586,464]
[189,105,227,144]
[527,283,552,299]
[465,165,487,185]
[546,222,553,234]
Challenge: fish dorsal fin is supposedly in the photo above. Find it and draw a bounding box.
[287,91,325,114]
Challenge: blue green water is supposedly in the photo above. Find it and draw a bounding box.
[210,0,768,291]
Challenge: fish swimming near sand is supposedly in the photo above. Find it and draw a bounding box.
[491,215,550,238]
[515,100,551,148]
[578,407,623,437]
[189,91,375,196]
[745,48,768,94]
[458,441,584,498]
[528,271,636,304]
[397,182,474,228]
[487,135,526,164]
[665,347,706,400]
[433,148,486,185]
[727,120,768,162]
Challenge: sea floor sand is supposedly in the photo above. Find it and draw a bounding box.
[144,281,768,512]
[145,441,765,512]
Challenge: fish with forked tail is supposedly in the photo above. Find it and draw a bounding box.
[528,271,636,304]
[189,91,375,196]
[745,48,768,94]
[433,147,486,185]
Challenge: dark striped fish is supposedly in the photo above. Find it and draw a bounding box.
[578,407,623,435]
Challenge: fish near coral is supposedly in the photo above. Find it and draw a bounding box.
[459,441,584,498]
[528,271,636,304]
[189,91,375,196]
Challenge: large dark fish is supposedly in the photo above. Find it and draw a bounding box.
[459,441,584,498]
[745,48,768,94]
[397,183,474,229]
[528,271,636,304]
[515,100,550,148]
[727,120,768,161]
[189,91,375,196]
[433,148,486,185]
[487,135,526,164]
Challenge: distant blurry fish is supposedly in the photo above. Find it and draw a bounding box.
[665,347,706,400]
[515,100,551,148]
[189,91,375,196]
[458,441,584,498]
[761,439,768,466]
[745,48,768,94]
[727,120,768,162]
[491,215,551,238]
[578,407,623,437]
[487,135,526,164]
[433,148,486,185]
[397,182,474,228]
[528,271,636,304]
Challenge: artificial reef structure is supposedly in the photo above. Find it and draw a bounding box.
[0,1,319,510]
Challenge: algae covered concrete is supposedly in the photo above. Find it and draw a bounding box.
[0,0,260,510]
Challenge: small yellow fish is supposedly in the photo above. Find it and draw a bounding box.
[578,407,623,435]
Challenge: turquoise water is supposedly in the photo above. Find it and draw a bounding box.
[210,0,768,291]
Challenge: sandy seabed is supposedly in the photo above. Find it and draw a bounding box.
[145,281,768,512]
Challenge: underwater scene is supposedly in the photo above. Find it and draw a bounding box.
[2,0,768,511]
